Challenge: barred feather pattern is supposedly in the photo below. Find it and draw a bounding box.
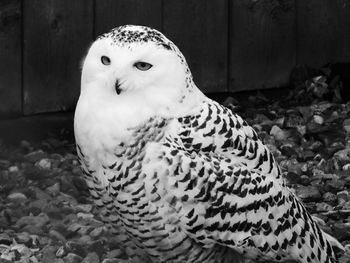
[76,98,337,263]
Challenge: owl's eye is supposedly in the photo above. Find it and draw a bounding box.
[101,56,111,65]
[134,62,153,71]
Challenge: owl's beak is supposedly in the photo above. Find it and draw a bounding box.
[115,80,122,95]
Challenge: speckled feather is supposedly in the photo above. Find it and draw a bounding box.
[75,25,338,263]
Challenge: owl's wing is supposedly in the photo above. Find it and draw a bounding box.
[177,99,283,183]
[144,139,336,263]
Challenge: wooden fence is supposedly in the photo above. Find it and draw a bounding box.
[0,0,350,116]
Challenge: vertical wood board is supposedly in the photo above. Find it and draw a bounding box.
[297,0,350,67]
[23,0,93,114]
[95,0,162,37]
[163,0,228,93]
[0,0,22,116]
[229,0,296,91]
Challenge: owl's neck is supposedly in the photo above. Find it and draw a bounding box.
[74,83,205,152]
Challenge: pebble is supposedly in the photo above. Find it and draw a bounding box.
[0,233,12,246]
[36,158,52,170]
[46,182,60,196]
[323,192,337,203]
[75,204,93,213]
[343,119,350,133]
[63,253,83,263]
[77,212,94,220]
[89,227,105,238]
[296,185,322,202]
[315,202,333,212]
[81,252,100,263]
[41,245,59,263]
[270,125,290,141]
[49,229,67,243]
[11,244,32,257]
[101,259,121,263]
[333,148,350,165]
[15,232,31,245]
[8,166,19,173]
[19,213,50,227]
[56,246,68,258]
[106,249,124,259]
[7,192,28,202]
[25,150,47,163]
[326,179,345,192]
[333,222,350,241]
[337,190,350,204]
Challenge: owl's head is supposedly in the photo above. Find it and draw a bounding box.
[80,25,202,114]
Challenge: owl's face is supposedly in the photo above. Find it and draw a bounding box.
[81,25,194,106]
[76,25,204,144]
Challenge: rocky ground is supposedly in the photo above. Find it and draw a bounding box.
[1,67,350,262]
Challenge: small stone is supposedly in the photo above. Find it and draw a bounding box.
[49,230,66,243]
[343,119,350,133]
[29,255,40,263]
[0,250,18,261]
[280,144,298,157]
[63,253,83,263]
[77,213,94,220]
[56,246,68,258]
[8,166,19,173]
[106,249,124,259]
[341,201,350,210]
[7,192,27,202]
[11,244,32,257]
[333,148,350,165]
[343,164,350,171]
[0,233,12,246]
[325,179,345,192]
[87,240,105,258]
[101,259,120,263]
[15,232,31,246]
[82,252,100,263]
[333,222,350,241]
[65,241,87,258]
[89,227,104,238]
[75,204,93,213]
[41,245,59,263]
[337,190,350,204]
[323,192,337,203]
[77,235,92,245]
[25,150,47,163]
[315,202,333,212]
[295,185,321,202]
[270,125,290,141]
[313,114,324,125]
[36,158,52,170]
[46,183,60,196]
[16,213,50,230]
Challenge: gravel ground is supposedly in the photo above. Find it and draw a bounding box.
[1,86,350,262]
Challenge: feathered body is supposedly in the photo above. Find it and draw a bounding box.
[74,25,338,263]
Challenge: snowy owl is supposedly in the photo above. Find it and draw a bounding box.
[74,25,339,263]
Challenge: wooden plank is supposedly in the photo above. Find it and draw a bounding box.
[297,0,350,67]
[95,0,162,37]
[0,0,22,116]
[23,0,93,115]
[229,0,296,91]
[163,0,228,93]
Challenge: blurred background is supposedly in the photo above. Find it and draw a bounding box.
[0,0,350,141]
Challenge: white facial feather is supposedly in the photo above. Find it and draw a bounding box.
[75,25,205,150]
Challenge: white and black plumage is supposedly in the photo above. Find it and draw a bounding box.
[74,25,339,263]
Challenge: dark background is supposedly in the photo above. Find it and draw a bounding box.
[0,0,349,133]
